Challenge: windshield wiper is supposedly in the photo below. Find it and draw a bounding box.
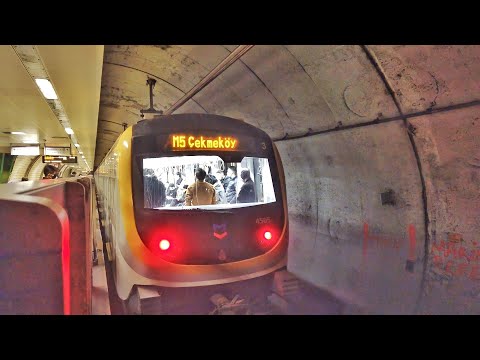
[179,208,234,214]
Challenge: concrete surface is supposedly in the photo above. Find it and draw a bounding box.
[95,45,480,314]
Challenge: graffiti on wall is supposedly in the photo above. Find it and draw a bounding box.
[361,222,479,280]
[430,240,480,280]
[362,223,416,272]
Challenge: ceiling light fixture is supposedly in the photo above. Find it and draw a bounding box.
[35,79,58,100]
[3,131,27,135]
[65,127,74,135]
[74,143,80,147]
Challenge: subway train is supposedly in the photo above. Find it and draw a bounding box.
[95,114,289,307]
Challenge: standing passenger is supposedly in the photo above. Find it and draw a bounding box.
[216,170,228,191]
[166,183,178,206]
[153,175,167,208]
[237,169,256,203]
[205,174,227,204]
[185,168,216,206]
[176,184,188,206]
[144,169,166,208]
[225,167,238,204]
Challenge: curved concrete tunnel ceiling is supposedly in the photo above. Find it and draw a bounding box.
[96,45,480,314]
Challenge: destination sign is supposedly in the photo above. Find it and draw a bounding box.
[42,155,77,164]
[171,135,238,151]
[11,146,40,156]
[44,146,71,156]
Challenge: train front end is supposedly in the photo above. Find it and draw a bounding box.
[116,114,288,299]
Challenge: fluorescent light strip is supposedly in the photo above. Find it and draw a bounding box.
[12,47,88,165]
[35,79,58,100]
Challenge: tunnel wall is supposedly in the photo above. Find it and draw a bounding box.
[276,121,426,314]
[275,46,480,314]
[97,44,480,313]
[410,106,480,314]
[277,104,480,314]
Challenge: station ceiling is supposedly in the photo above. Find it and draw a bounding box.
[0,45,104,170]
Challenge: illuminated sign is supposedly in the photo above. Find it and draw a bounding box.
[44,146,70,156]
[11,146,40,156]
[171,135,238,151]
[213,223,228,239]
[42,155,77,164]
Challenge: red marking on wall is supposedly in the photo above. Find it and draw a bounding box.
[447,233,463,243]
[431,241,480,262]
[362,223,369,266]
[470,265,479,279]
[362,223,414,273]
[408,224,416,261]
[361,222,479,280]
[362,223,404,252]
[430,240,480,280]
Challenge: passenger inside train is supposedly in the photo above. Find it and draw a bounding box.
[224,167,238,204]
[143,155,276,210]
[43,164,58,179]
[205,173,227,204]
[184,168,216,206]
[143,168,166,208]
[238,169,256,203]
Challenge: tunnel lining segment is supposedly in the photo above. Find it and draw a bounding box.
[103,61,209,113]
[359,45,429,313]
[220,45,293,124]
[272,100,480,142]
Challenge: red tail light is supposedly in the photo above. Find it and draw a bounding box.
[148,229,183,262]
[256,227,278,251]
[159,239,170,250]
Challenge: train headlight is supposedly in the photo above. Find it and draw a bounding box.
[264,231,272,240]
[159,239,170,251]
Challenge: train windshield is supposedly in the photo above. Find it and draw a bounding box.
[143,155,276,210]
